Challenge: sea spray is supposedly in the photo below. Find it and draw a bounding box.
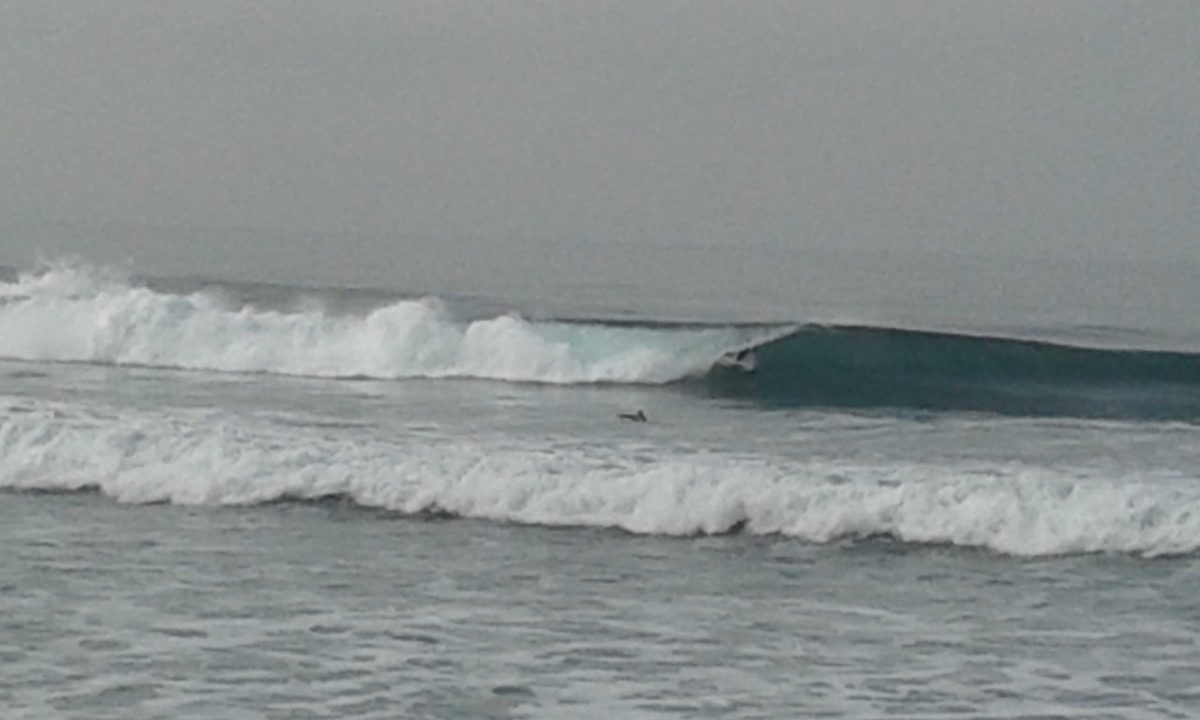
[0,262,768,383]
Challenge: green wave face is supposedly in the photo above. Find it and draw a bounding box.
[697,326,1200,420]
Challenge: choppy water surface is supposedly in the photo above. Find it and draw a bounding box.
[3,263,1200,718]
[5,493,1200,719]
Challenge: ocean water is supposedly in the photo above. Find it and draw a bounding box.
[2,261,1200,719]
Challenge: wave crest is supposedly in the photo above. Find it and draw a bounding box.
[3,262,1197,419]
[0,263,759,383]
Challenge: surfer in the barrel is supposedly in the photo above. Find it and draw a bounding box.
[719,347,757,372]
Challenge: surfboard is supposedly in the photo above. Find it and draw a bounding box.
[717,349,757,373]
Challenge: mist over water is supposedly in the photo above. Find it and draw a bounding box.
[3,2,1199,715]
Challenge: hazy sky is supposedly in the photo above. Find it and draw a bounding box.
[0,1,1197,322]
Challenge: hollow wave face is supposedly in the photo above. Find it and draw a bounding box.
[2,396,1198,557]
[3,261,1197,419]
[700,326,1200,420]
[0,262,771,383]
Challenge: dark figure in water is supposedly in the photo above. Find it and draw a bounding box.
[619,410,647,422]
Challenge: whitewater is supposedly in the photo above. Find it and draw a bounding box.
[4,393,1200,557]
[5,262,1200,718]
[0,263,777,383]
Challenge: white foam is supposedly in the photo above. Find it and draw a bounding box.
[0,262,769,383]
[3,396,1197,557]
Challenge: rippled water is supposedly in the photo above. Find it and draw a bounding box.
[4,264,1200,717]
[5,493,1200,719]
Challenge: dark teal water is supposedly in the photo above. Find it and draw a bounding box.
[2,262,1200,718]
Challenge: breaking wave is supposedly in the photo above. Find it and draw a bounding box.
[1,262,1197,419]
[702,325,1200,420]
[2,396,1198,557]
[0,261,776,384]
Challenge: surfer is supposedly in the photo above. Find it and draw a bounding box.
[618,410,647,422]
[719,348,757,372]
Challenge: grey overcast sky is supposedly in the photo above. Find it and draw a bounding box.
[0,1,1197,311]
